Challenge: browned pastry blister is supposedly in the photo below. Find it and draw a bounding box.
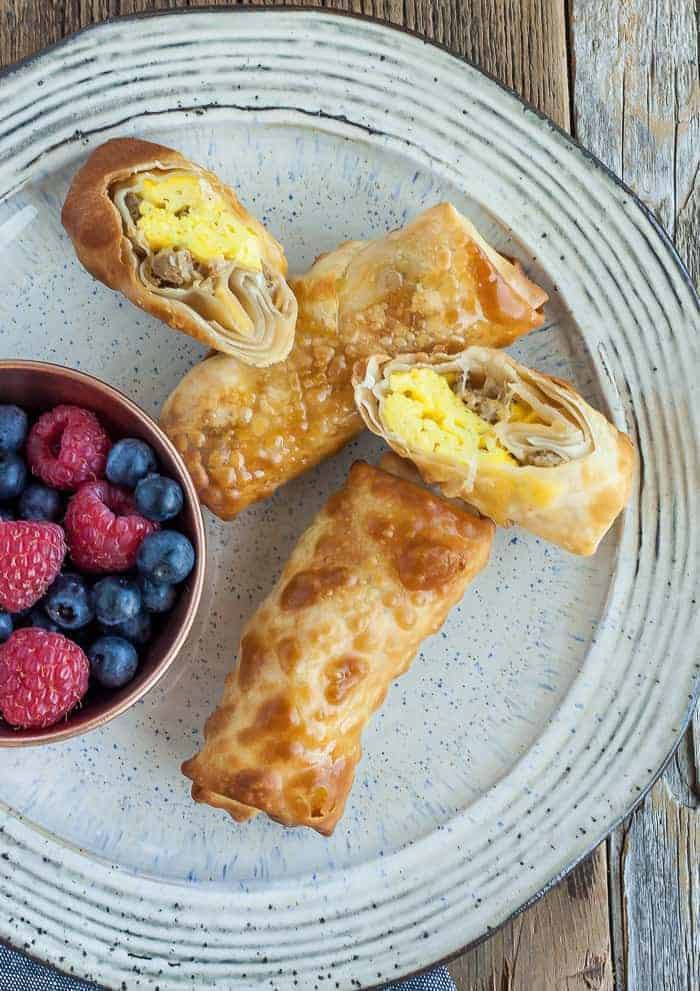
[161,203,548,519]
[182,461,495,834]
[62,137,297,365]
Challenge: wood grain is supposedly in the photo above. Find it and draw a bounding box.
[402,0,571,129]
[571,3,700,990]
[0,0,572,128]
[448,847,613,991]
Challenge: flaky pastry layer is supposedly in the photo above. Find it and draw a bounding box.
[353,347,635,555]
[161,203,548,519]
[62,137,297,365]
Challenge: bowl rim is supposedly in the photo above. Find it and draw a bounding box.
[0,358,207,747]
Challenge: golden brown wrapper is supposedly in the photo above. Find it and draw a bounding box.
[62,137,297,365]
[182,461,494,834]
[161,203,548,519]
[353,347,635,555]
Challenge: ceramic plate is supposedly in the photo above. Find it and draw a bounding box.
[0,10,697,990]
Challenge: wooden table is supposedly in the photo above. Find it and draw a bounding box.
[1,2,697,988]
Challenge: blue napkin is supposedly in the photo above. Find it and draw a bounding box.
[0,942,456,990]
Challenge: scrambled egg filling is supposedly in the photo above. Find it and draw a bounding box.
[136,175,262,270]
[383,368,529,467]
[509,399,540,424]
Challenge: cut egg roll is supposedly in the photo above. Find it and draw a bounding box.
[61,137,297,365]
[161,203,548,519]
[353,348,635,555]
[182,461,494,834]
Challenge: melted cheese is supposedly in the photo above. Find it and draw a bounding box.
[136,175,262,270]
[382,368,516,467]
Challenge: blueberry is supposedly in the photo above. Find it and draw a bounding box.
[0,405,28,453]
[44,573,94,630]
[0,611,13,643]
[138,576,177,614]
[18,482,62,522]
[0,452,26,501]
[0,507,13,522]
[136,531,194,585]
[107,610,151,647]
[88,636,139,688]
[92,576,141,627]
[134,473,183,523]
[29,606,60,633]
[106,439,157,488]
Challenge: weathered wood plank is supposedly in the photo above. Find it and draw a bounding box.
[0,0,571,130]
[571,3,700,990]
[448,847,614,991]
[616,781,700,990]
[606,828,628,991]
[572,0,699,277]
[403,0,571,129]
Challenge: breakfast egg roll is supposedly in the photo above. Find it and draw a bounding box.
[161,203,548,519]
[62,137,297,365]
[182,461,494,834]
[353,348,635,555]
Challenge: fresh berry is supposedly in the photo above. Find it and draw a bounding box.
[29,606,60,633]
[0,521,66,613]
[106,439,157,488]
[64,480,158,573]
[18,482,62,522]
[0,508,13,522]
[134,473,183,523]
[0,628,89,728]
[92,576,141,627]
[44,573,94,630]
[0,452,27,501]
[138,576,177,614]
[27,405,110,491]
[88,636,139,688]
[136,531,194,585]
[107,610,151,647]
[0,612,12,643]
[0,405,28,453]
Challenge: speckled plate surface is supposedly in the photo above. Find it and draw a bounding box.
[0,9,698,990]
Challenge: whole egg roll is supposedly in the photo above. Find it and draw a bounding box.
[62,138,297,365]
[182,461,494,834]
[161,203,548,519]
[353,348,635,555]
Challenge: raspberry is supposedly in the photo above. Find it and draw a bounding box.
[0,628,89,729]
[65,480,158,573]
[27,404,111,491]
[0,521,66,613]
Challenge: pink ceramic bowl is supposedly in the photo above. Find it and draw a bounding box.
[0,360,206,747]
